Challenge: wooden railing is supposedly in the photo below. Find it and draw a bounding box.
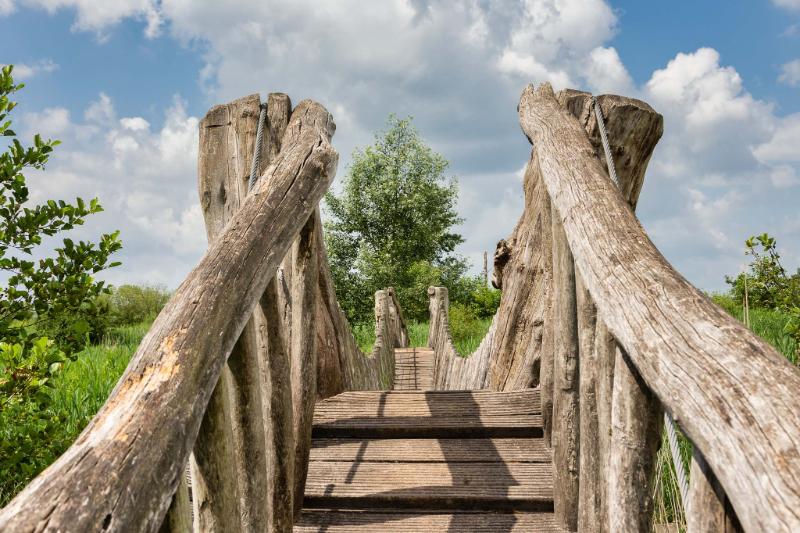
[520,83,800,532]
[0,94,409,532]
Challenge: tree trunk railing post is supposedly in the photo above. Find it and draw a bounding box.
[521,81,800,532]
[550,212,580,531]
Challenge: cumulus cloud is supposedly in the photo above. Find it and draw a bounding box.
[7,59,58,79]
[21,93,203,287]
[779,59,800,87]
[6,0,161,38]
[638,48,799,288]
[773,0,800,10]
[8,0,799,291]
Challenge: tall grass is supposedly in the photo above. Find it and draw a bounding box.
[351,317,491,355]
[47,322,149,437]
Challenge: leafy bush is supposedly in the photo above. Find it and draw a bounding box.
[0,321,146,505]
[725,233,800,358]
[109,284,170,325]
[0,66,121,504]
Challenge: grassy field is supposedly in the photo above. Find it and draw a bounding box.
[353,317,492,355]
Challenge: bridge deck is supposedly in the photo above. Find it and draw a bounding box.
[296,350,560,532]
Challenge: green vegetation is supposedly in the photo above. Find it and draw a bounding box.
[0,66,122,505]
[0,320,147,505]
[324,114,500,323]
[353,307,492,356]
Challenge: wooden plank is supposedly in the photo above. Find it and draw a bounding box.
[303,462,554,511]
[294,510,567,532]
[313,390,542,438]
[309,438,551,463]
[0,100,338,532]
[519,82,800,531]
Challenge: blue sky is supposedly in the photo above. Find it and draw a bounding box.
[2,0,799,291]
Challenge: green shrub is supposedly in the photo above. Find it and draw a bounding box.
[109,284,170,326]
[0,321,146,505]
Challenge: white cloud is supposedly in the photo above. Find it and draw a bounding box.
[21,93,203,287]
[637,48,799,289]
[773,0,800,10]
[779,59,800,86]
[11,0,161,38]
[120,116,150,132]
[8,1,799,292]
[7,59,58,79]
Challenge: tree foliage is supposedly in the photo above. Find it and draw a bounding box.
[0,66,122,498]
[324,115,471,321]
[726,233,800,356]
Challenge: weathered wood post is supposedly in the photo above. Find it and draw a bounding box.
[291,212,320,516]
[195,94,271,531]
[550,212,581,531]
[554,89,664,533]
[687,450,743,532]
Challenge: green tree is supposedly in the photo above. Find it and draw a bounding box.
[324,115,467,321]
[725,233,800,358]
[0,66,121,501]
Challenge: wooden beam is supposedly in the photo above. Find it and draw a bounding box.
[551,215,580,531]
[193,93,270,532]
[608,348,662,531]
[0,100,338,532]
[519,81,800,531]
[575,273,599,532]
[687,449,743,532]
[291,212,319,517]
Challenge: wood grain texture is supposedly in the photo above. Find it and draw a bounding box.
[260,278,295,532]
[309,437,551,463]
[194,92,270,533]
[575,273,599,533]
[519,82,800,531]
[555,88,662,533]
[550,215,580,531]
[291,213,319,517]
[313,390,542,438]
[294,510,567,532]
[0,99,338,533]
[608,348,662,532]
[687,450,743,533]
[303,462,554,510]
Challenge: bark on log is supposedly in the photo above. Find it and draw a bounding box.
[290,213,319,517]
[551,215,580,531]
[575,274,599,533]
[159,473,191,533]
[687,449,743,533]
[556,88,662,533]
[260,278,294,532]
[194,93,270,532]
[519,81,800,532]
[608,349,662,532]
[540,192,555,447]
[0,99,338,532]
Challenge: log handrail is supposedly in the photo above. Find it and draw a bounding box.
[519,82,800,531]
[0,100,338,532]
[427,286,497,390]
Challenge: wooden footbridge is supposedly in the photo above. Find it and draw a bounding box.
[2,84,799,532]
